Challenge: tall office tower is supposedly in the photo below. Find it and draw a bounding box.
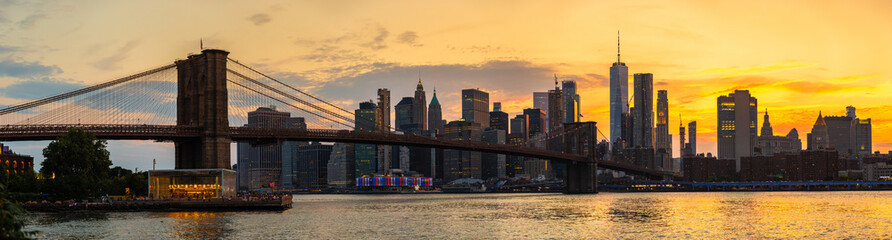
[534,92,549,125]
[377,89,391,132]
[428,89,445,134]
[679,122,686,156]
[562,80,580,123]
[523,108,546,139]
[414,80,428,130]
[632,73,654,148]
[620,112,635,149]
[847,106,856,119]
[281,117,308,190]
[716,90,757,171]
[687,121,697,155]
[807,112,830,150]
[394,97,417,132]
[610,32,629,145]
[489,102,509,131]
[376,89,392,174]
[296,142,332,189]
[442,120,483,181]
[547,77,564,132]
[462,89,490,128]
[327,143,355,188]
[655,90,670,151]
[855,118,872,156]
[824,114,855,157]
[239,106,289,191]
[510,114,529,141]
[354,101,379,176]
[760,109,773,137]
[482,129,507,179]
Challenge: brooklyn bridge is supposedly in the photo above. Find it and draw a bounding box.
[0,49,677,193]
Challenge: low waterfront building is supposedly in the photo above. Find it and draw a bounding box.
[0,143,34,174]
[149,169,237,199]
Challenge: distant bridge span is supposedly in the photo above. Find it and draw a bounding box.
[0,124,672,178]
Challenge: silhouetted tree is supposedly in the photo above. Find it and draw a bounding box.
[40,129,112,200]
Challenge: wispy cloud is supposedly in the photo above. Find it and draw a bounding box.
[685,60,816,78]
[396,31,422,47]
[0,59,62,78]
[91,40,140,70]
[248,13,271,26]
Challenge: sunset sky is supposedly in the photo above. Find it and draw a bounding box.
[1,0,891,171]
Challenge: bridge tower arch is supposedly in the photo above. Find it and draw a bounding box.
[174,49,231,169]
[563,121,598,193]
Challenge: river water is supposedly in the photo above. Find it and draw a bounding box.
[23,191,892,239]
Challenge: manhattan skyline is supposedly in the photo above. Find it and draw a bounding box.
[0,0,890,171]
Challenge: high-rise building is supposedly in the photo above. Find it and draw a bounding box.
[679,121,686,157]
[824,114,855,157]
[847,106,856,119]
[562,80,580,123]
[489,102,509,132]
[547,78,564,132]
[610,32,629,145]
[414,80,428,130]
[296,142,332,189]
[376,89,392,174]
[462,89,490,128]
[354,101,379,177]
[482,129,507,179]
[523,108,546,139]
[442,120,483,181]
[533,92,549,125]
[717,90,757,171]
[855,118,872,156]
[237,106,290,191]
[655,90,670,151]
[510,114,529,141]
[687,121,697,155]
[377,89,391,132]
[327,143,355,188]
[395,97,417,132]
[281,117,308,190]
[632,73,654,148]
[807,111,830,150]
[428,89,446,134]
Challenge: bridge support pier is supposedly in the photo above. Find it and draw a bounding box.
[562,121,599,194]
[174,49,231,169]
[565,161,597,194]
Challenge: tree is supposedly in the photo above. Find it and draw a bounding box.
[41,129,112,200]
[0,164,36,239]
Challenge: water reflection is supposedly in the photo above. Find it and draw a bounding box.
[163,212,233,240]
[22,192,892,239]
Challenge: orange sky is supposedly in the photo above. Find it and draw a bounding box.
[1,0,891,169]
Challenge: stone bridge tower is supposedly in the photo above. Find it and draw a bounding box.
[174,49,231,169]
[563,121,598,193]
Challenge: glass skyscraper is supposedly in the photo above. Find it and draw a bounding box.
[610,34,629,145]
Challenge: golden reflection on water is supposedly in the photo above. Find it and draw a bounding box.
[23,192,892,239]
[165,212,232,239]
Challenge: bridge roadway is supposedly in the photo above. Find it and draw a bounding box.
[0,124,672,178]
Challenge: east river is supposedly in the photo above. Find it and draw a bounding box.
[23,191,892,239]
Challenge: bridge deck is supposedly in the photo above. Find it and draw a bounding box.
[0,124,674,178]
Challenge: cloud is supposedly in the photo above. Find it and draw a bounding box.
[17,13,45,29]
[396,31,422,47]
[92,40,140,70]
[822,74,880,84]
[0,59,62,78]
[0,77,84,100]
[248,13,271,26]
[361,26,389,50]
[0,45,19,54]
[686,60,816,78]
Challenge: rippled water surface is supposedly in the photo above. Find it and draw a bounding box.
[24,191,892,239]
